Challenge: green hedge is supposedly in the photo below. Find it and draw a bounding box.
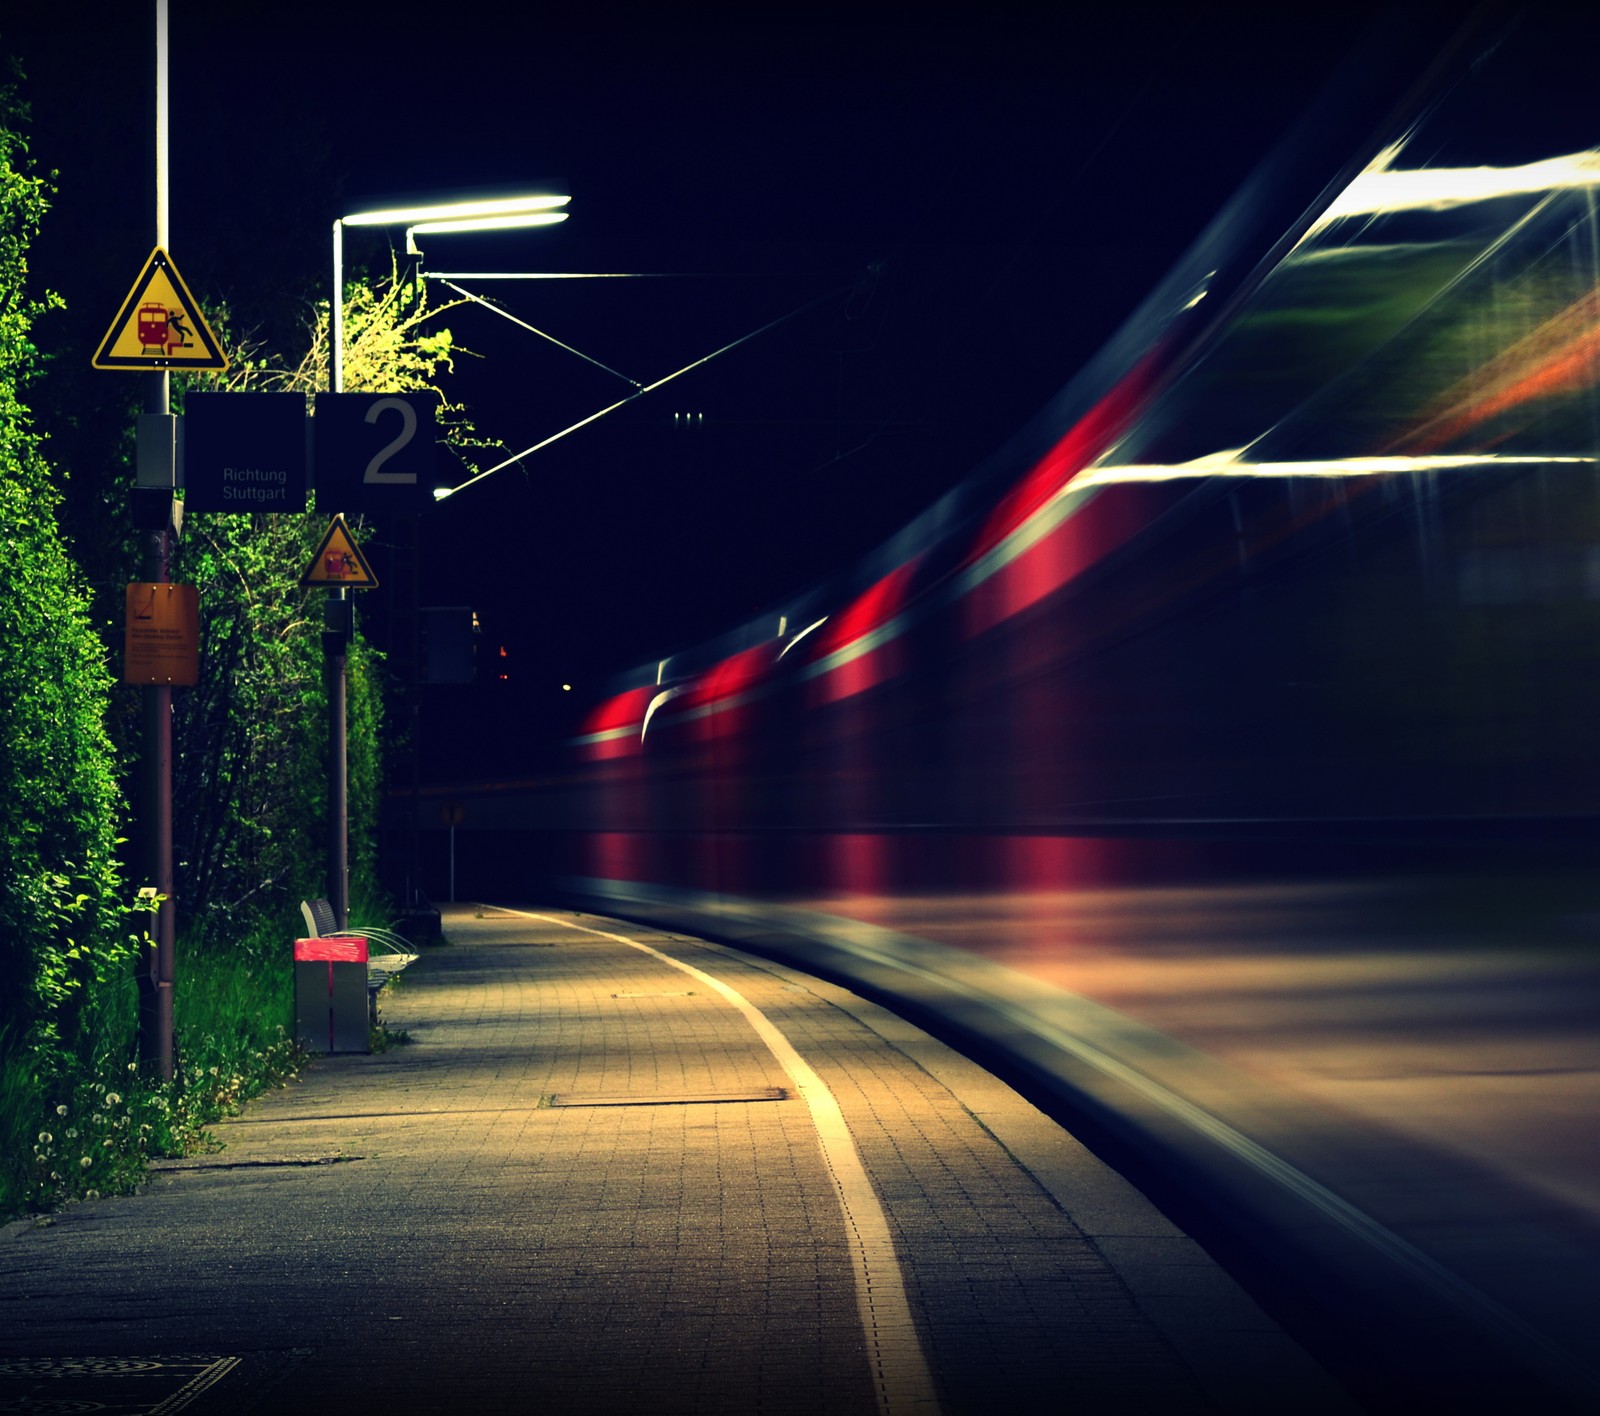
[0,60,128,1082]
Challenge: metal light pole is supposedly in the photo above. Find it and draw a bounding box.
[136,0,177,1080]
[325,216,350,930]
[325,194,568,925]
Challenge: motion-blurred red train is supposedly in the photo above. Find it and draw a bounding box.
[449,17,1600,1412]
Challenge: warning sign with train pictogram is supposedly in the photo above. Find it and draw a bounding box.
[300,514,379,589]
[92,247,228,371]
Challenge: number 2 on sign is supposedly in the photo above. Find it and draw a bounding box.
[363,397,418,484]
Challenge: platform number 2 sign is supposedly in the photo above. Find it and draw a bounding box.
[313,393,436,510]
[363,397,421,485]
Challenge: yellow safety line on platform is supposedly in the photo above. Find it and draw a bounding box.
[503,908,942,1416]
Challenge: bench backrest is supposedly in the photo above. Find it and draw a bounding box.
[301,898,339,937]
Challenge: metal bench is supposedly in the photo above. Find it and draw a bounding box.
[299,898,419,1022]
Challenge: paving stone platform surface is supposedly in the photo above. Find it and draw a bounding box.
[0,905,1357,1414]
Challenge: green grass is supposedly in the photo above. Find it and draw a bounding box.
[0,884,419,1220]
[0,911,307,1220]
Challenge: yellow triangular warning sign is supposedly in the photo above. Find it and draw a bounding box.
[92,247,229,371]
[301,515,379,589]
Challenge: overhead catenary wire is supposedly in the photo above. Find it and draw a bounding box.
[420,271,712,279]
[438,279,644,389]
[435,284,850,502]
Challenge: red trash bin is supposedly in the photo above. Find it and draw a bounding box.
[293,936,369,1053]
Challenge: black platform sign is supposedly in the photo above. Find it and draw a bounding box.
[313,393,436,511]
[184,393,307,512]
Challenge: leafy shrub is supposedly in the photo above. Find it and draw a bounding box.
[0,59,128,1080]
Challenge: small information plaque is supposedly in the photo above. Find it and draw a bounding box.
[124,582,200,685]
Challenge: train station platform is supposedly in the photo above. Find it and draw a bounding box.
[0,905,1356,1414]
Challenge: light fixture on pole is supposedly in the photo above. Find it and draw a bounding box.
[331,191,569,393]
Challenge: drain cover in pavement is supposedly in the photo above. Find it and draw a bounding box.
[0,1354,241,1414]
[542,1086,787,1107]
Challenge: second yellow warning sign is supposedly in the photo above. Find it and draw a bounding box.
[301,514,379,589]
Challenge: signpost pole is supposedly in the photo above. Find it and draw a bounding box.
[302,510,384,934]
[300,516,375,929]
[327,589,350,931]
[137,0,176,1081]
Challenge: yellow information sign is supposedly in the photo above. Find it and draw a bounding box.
[124,583,200,685]
[301,514,379,589]
[92,247,228,371]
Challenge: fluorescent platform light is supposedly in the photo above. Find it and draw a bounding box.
[342,194,571,226]
[408,212,570,237]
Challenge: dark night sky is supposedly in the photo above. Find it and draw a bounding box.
[4,1,1524,769]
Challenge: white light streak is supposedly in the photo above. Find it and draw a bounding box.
[641,686,686,743]
[1320,148,1600,221]
[1072,449,1596,490]
[778,617,829,659]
